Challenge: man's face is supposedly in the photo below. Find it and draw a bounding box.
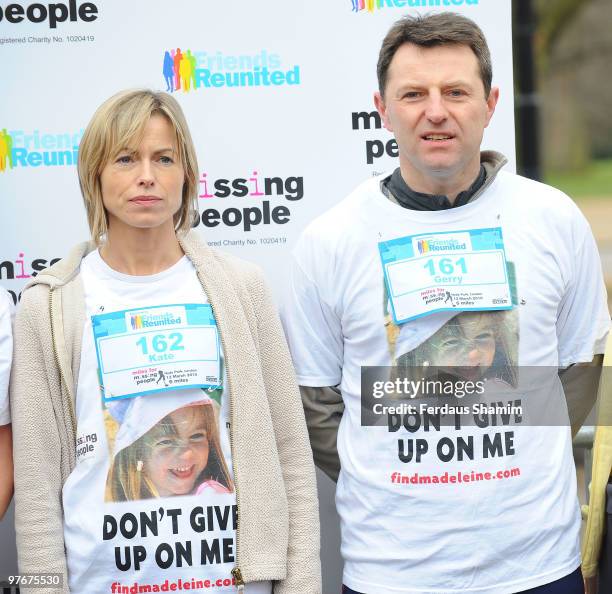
[374,43,498,191]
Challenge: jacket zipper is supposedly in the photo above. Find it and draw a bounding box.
[205,293,244,591]
[49,288,77,436]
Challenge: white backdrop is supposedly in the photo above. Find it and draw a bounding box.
[0,0,514,590]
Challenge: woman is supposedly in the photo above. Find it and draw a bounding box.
[11,90,320,594]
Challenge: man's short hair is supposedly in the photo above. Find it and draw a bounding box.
[78,89,199,245]
[377,12,493,99]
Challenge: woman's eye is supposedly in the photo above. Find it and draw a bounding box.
[440,339,461,349]
[116,155,133,164]
[190,431,207,442]
[159,155,174,164]
[475,332,495,342]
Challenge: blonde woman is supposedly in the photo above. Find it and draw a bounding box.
[11,90,320,594]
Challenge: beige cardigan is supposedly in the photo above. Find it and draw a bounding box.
[10,231,321,594]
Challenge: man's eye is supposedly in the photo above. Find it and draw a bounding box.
[448,89,465,97]
[404,91,421,99]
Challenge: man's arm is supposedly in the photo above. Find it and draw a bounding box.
[0,423,13,519]
[560,355,604,437]
[300,386,344,482]
[281,238,345,480]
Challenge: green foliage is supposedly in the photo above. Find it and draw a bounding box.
[535,0,591,67]
[545,159,612,200]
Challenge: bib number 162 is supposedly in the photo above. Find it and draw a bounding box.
[136,332,184,355]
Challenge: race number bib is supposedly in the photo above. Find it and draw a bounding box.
[92,303,221,401]
[379,228,512,324]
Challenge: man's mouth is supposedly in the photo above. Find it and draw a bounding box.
[169,465,195,479]
[422,134,454,141]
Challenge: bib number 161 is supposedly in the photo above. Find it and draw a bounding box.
[424,257,467,276]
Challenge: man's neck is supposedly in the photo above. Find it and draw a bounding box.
[399,161,482,204]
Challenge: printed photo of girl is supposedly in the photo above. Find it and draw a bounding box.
[105,393,233,502]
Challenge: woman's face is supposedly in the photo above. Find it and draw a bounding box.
[99,114,185,236]
[431,314,497,377]
[143,407,209,497]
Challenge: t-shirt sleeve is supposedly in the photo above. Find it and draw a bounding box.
[556,215,610,367]
[281,236,343,387]
[0,290,14,425]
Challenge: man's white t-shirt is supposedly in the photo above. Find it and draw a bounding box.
[63,250,271,594]
[283,171,610,594]
[0,289,14,426]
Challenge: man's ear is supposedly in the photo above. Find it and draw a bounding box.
[374,91,393,132]
[484,86,500,128]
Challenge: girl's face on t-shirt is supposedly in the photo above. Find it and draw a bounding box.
[144,407,210,497]
[430,313,497,376]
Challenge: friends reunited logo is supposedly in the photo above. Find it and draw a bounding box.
[417,239,431,254]
[417,237,468,254]
[351,0,479,11]
[162,48,300,92]
[0,127,83,173]
[130,311,182,330]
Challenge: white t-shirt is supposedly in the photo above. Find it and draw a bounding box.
[283,170,610,594]
[0,289,14,426]
[63,250,271,594]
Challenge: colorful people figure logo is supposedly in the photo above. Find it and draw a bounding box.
[164,48,199,93]
[352,0,377,12]
[163,51,174,92]
[173,48,183,91]
[0,129,14,173]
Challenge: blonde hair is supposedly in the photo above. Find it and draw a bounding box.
[78,89,199,244]
[107,403,233,502]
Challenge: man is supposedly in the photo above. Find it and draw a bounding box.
[282,12,610,594]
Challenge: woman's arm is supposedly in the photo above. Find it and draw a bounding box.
[10,288,70,593]
[0,423,13,519]
[250,273,322,594]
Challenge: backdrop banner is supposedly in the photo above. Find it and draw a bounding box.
[0,0,514,590]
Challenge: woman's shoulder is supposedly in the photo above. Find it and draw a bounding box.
[182,232,266,293]
[212,249,264,283]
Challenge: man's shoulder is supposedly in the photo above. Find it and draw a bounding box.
[494,170,585,223]
[496,170,575,204]
[298,173,388,246]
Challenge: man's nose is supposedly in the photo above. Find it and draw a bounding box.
[425,93,449,123]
